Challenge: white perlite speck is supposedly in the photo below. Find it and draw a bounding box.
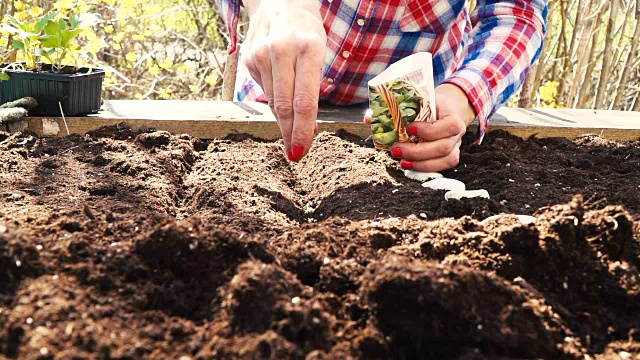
[619,351,632,360]
[404,170,443,182]
[422,178,465,192]
[291,297,300,304]
[480,214,537,225]
[444,189,490,201]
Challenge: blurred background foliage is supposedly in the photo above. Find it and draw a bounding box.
[1,0,232,101]
[1,0,638,110]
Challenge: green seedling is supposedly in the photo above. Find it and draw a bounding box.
[1,13,58,69]
[38,13,100,73]
[1,12,100,73]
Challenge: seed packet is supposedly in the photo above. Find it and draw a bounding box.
[367,52,436,150]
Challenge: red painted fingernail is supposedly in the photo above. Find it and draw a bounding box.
[400,160,414,170]
[407,126,418,136]
[292,144,304,160]
[391,147,403,158]
[287,150,294,161]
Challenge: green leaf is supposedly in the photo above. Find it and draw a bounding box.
[6,16,26,30]
[35,48,56,57]
[38,34,61,49]
[43,19,59,36]
[11,40,25,50]
[60,29,83,48]
[35,12,58,32]
[0,71,10,81]
[69,13,100,30]
[1,24,36,40]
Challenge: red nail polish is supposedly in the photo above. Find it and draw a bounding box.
[407,126,418,136]
[400,160,414,170]
[287,150,294,161]
[292,144,304,160]
[391,147,403,158]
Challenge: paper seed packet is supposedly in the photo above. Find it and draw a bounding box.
[367,52,437,150]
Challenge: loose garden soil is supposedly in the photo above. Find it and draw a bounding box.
[0,123,639,359]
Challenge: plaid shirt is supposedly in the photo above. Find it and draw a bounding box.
[217,0,548,142]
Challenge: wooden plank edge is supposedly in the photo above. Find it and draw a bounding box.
[24,117,640,142]
[481,125,640,141]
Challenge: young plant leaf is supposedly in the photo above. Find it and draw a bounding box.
[35,12,58,32]
[11,40,25,50]
[0,71,10,81]
[69,13,101,30]
[61,29,83,48]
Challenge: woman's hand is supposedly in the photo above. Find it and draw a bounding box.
[390,84,477,172]
[242,0,327,161]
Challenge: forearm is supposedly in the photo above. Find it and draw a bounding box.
[443,0,548,141]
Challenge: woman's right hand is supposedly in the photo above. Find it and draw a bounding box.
[242,0,327,161]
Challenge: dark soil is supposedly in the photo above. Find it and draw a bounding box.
[0,63,82,75]
[0,124,638,359]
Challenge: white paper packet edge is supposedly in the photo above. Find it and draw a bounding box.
[367,52,437,121]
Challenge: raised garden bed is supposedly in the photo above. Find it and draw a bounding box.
[0,124,638,359]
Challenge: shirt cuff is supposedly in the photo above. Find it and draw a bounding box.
[221,1,241,54]
[442,67,494,144]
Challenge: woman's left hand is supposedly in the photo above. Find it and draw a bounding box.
[389,83,477,172]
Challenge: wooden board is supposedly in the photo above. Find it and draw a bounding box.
[21,100,640,141]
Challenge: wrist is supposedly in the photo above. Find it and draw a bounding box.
[437,83,476,126]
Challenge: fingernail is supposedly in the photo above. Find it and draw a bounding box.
[287,150,294,161]
[400,160,414,170]
[292,144,304,160]
[391,147,403,158]
[363,109,373,124]
[407,126,418,136]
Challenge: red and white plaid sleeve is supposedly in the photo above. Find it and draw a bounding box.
[215,0,241,54]
[442,0,548,143]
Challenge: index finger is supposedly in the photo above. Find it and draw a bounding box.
[289,41,323,161]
